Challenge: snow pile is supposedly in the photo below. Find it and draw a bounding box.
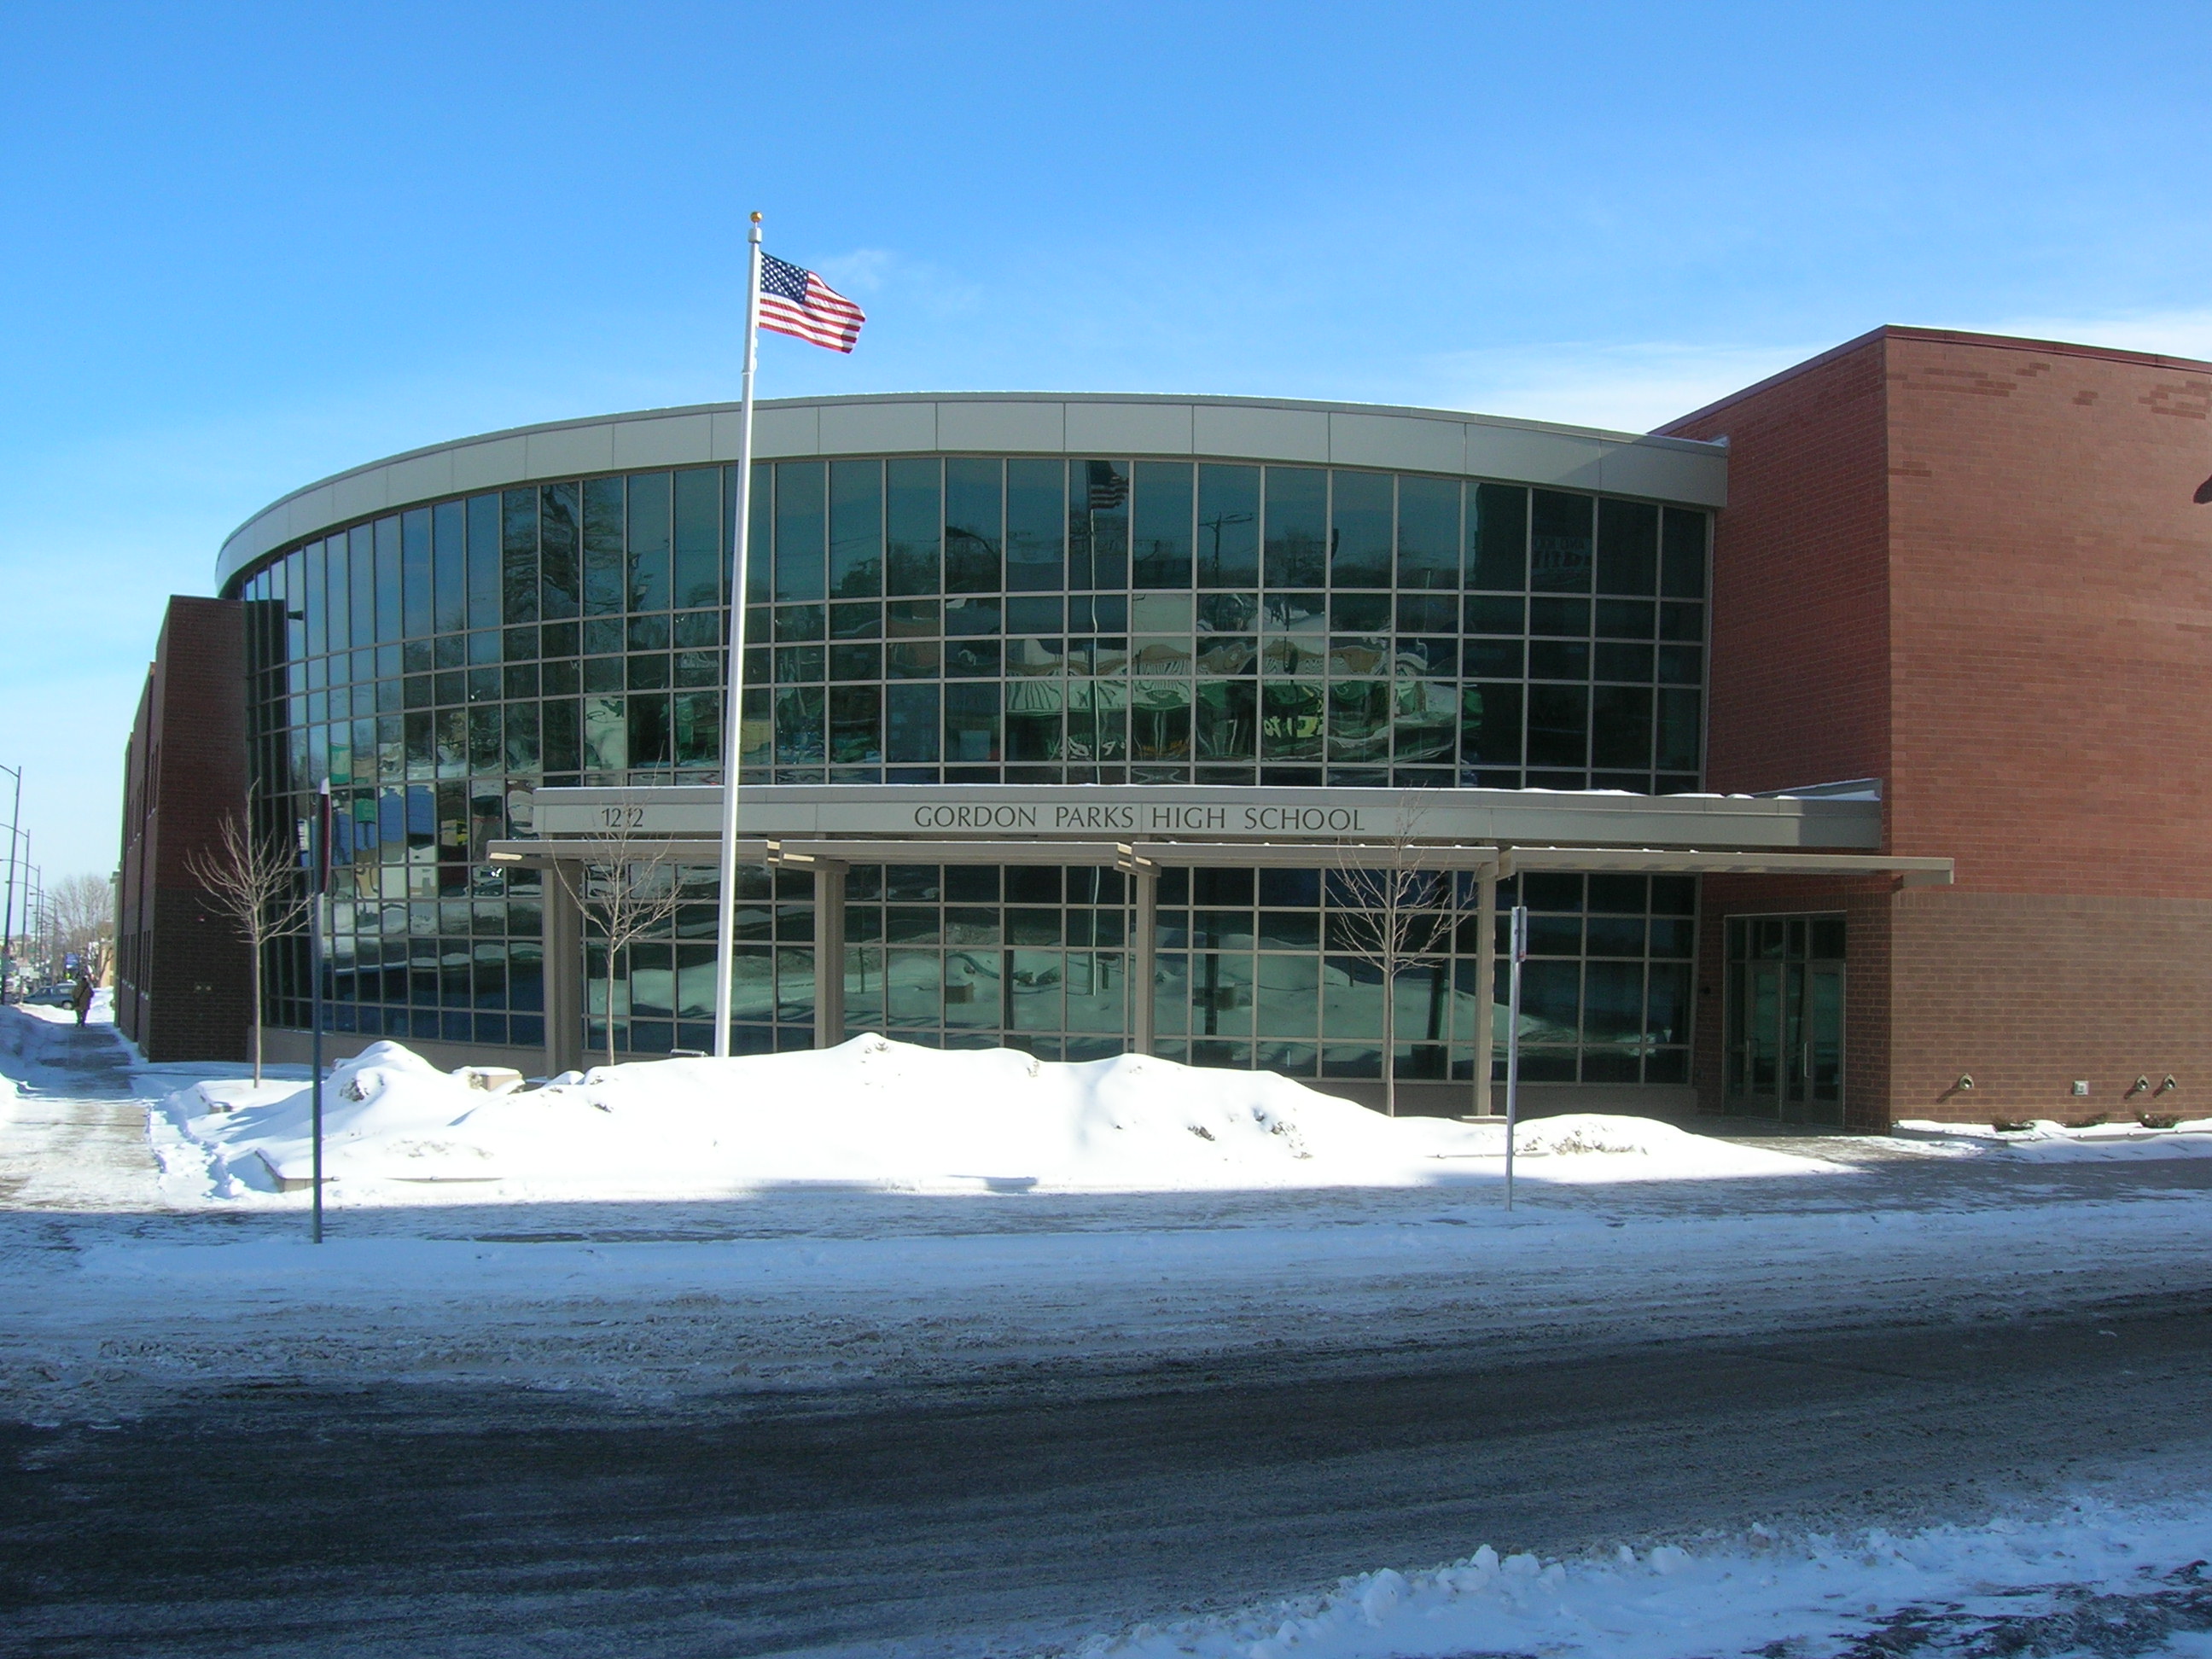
[1080,1497,2212,1659]
[148,1034,1832,1203]
[1895,1116,2212,1161]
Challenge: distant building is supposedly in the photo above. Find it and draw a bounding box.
[117,597,250,1060]
[123,328,2212,1126]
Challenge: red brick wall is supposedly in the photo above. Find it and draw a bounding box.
[116,598,253,1062]
[1667,328,2212,1126]
[1889,891,2212,1121]
[1662,330,1893,799]
[1882,331,2212,892]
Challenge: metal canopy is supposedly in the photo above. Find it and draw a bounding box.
[527,781,1886,853]
[486,837,1949,883]
[500,781,1949,1085]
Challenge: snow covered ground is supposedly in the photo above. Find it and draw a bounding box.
[1896,1113,2212,1162]
[143,1032,1830,1206]
[14,1003,2212,1656]
[1079,1496,2212,1658]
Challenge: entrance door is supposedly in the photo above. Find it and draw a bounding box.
[1726,915,1845,1124]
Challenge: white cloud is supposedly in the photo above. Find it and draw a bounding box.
[1955,307,2212,364]
[1417,340,1832,434]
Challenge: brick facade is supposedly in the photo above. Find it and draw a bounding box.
[1665,327,2212,1125]
[116,597,252,1062]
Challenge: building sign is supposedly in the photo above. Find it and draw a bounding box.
[532,783,1883,852]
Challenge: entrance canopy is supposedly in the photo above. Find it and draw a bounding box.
[488,783,1947,1082]
[491,780,1947,883]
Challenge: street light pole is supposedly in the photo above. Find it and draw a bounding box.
[0,765,20,1002]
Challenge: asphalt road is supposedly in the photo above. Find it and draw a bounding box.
[6,1289,2211,1658]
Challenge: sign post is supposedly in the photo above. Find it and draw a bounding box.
[1505,903,1527,1213]
[307,783,331,1245]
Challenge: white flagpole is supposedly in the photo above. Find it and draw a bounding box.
[713,211,765,1059]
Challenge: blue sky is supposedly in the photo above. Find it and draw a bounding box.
[3,1,2209,873]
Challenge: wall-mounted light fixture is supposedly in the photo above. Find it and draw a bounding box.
[1956,1074,1975,1091]
[2128,1075,2152,1097]
[2158,1075,2179,1095]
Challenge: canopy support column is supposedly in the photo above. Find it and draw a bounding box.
[1121,844,1157,1057]
[544,869,585,1078]
[813,859,847,1050]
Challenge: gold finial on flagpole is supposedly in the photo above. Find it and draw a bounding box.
[750,211,762,224]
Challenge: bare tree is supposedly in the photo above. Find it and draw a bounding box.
[1332,800,1457,1118]
[49,871,119,987]
[553,826,689,1068]
[184,803,309,1084]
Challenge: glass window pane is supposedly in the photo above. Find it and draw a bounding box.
[1196,464,1260,588]
[1591,684,1653,770]
[307,538,334,656]
[887,683,940,762]
[888,457,942,595]
[1459,683,1523,766]
[1662,507,1708,598]
[1068,460,1129,590]
[1396,475,1459,590]
[583,695,626,771]
[830,459,884,598]
[501,490,539,624]
[1583,961,1645,1045]
[626,472,672,611]
[1646,962,1691,1046]
[349,525,375,649]
[773,686,822,766]
[1526,683,1589,768]
[1132,680,1190,762]
[1519,959,1580,1045]
[380,521,410,645]
[1595,498,1658,596]
[1657,687,1702,772]
[1530,491,1593,593]
[672,689,721,765]
[539,483,579,620]
[401,509,434,638]
[581,477,625,616]
[1264,467,1326,587]
[1329,471,1392,586]
[1196,681,1255,760]
[1006,457,1066,592]
[944,681,999,763]
[944,457,1002,594]
[772,460,827,602]
[673,467,723,609]
[1132,461,1193,588]
[1468,483,1528,591]
[466,495,502,631]
[829,684,882,764]
[1260,681,1323,760]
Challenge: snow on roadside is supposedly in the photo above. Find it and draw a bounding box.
[1074,1496,2212,1659]
[147,1033,1836,1205]
[1895,1116,2212,1162]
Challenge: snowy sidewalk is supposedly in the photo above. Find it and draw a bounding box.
[0,1001,163,1212]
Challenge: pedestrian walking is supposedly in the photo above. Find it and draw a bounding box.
[71,975,92,1027]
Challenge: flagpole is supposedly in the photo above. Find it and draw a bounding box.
[713,212,765,1059]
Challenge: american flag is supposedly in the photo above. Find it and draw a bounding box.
[758,253,866,352]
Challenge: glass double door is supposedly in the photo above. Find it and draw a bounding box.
[1726,914,1844,1123]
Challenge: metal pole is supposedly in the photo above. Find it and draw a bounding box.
[1505,903,1527,1213]
[309,783,329,1245]
[713,211,765,1059]
[0,764,20,1004]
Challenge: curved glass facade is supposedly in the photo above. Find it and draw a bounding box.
[227,449,1707,1084]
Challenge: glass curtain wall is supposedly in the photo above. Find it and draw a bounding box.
[230,456,1707,1075]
